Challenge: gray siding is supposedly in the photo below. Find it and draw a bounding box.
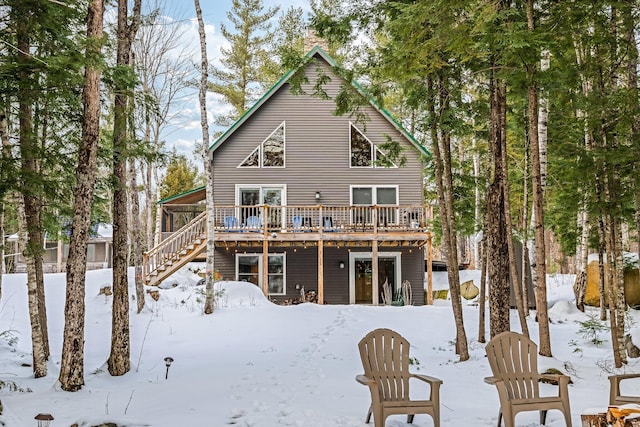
[215,246,425,306]
[209,51,427,306]
[211,56,424,207]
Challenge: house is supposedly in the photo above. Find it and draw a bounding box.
[7,223,113,273]
[144,46,433,305]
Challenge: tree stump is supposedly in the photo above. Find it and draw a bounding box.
[99,286,112,296]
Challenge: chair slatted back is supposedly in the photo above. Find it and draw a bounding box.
[358,328,411,402]
[486,331,540,401]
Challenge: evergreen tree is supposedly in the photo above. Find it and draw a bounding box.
[59,0,105,391]
[1,0,87,377]
[108,0,142,377]
[159,152,200,200]
[210,0,279,126]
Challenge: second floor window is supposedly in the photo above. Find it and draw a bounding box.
[351,123,372,167]
[350,123,398,168]
[239,122,285,168]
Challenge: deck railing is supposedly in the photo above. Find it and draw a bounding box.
[209,205,430,234]
[144,210,207,278]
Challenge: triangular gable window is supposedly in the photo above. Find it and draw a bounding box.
[350,123,372,167]
[350,123,397,168]
[238,122,285,168]
[375,147,398,168]
[239,147,260,167]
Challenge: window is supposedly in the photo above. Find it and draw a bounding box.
[238,255,259,285]
[236,253,286,295]
[350,123,397,168]
[350,123,372,167]
[352,186,398,205]
[238,122,285,168]
[351,186,399,224]
[236,185,286,228]
[239,147,259,167]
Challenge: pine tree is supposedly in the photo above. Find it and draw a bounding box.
[59,0,105,392]
[159,153,200,200]
[210,0,279,126]
[108,0,142,377]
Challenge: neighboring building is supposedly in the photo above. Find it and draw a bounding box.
[7,223,113,273]
[145,46,432,305]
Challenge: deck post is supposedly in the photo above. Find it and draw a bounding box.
[318,242,324,304]
[372,206,379,305]
[426,231,433,305]
[57,231,63,272]
[262,239,269,297]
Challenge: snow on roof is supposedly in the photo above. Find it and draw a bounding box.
[6,223,113,242]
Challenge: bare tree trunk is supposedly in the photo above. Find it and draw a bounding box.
[195,0,215,314]
[501,105,528,337]
[597,214,607,320]
[478,237,488,344]
[487,68,511,338]
[521,117,530,317]
[575,203,589,313]
[0,199,3,300]
[527,0,551,356]
[604,209,622,367]
[145,160,154,249]
[108,0,141,377]
[17,16,48,375]
[0,110,9,302]
[621,0,640,270]
[428,75,469,360]
[59,0,104,391]
[128,158,145,313]
[612,215,627,366]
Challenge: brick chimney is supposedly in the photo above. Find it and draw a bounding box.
[304,26,329,53]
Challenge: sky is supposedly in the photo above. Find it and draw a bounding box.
[2,266,640,426]
[152,0,313,163]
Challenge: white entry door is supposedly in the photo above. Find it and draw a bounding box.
[349,252,401,304]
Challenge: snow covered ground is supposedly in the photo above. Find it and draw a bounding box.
[0,266,639,426]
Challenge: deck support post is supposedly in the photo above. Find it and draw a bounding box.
[318,241,324,304]
[372,240,379,306]
[426,231,433,305]
[262,238,269,297]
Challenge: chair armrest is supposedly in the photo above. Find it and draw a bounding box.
[609,373,640,381]
[356,374,374,386]
[410,373,443,385]
[609,373,640,405]
[484,376,501,385]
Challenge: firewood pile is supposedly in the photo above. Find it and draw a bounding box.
[607,406,640,427]
[582,406,640,427]
[279,290,318,305]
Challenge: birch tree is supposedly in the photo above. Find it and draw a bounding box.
[526,0,551,356]
[194,0,215,314]
[13,0,48,376]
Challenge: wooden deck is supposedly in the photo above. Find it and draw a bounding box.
[144,204,432,290]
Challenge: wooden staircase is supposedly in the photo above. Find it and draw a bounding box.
[143,211,207,287]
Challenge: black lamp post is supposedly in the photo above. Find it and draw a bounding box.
[164,356,174,379]
[35,413,54,427]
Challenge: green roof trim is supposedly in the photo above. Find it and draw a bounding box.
[157,185,206,205]
[208,45,430,158]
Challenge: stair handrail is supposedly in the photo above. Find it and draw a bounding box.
[143,210,207,279]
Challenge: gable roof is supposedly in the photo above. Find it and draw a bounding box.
[208,45,430,157]
[157,185,206,205]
